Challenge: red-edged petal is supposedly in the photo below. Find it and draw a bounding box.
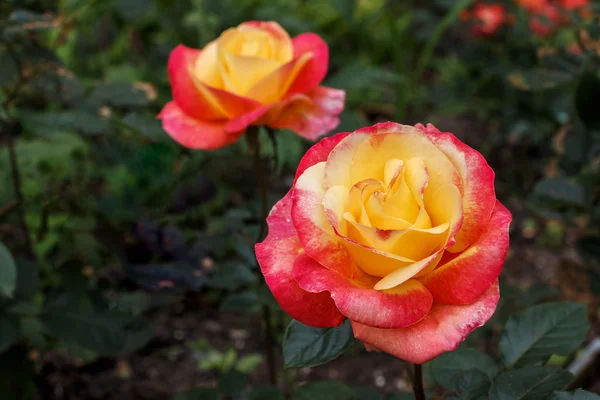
[158,101,241,150]
[265,86,345,140]
[238,21,290,41]
[352,281,500,364]
[286,33,329,96]
[292,162,366,279]
[293,253,433,329]
[294,131,351,183]
[255,190,345,328]
[419,201,511,305]
[168,45,260,120]
[416,123,496,252]
[224,105,270,133]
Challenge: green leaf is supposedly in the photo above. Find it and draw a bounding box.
[220,291,259,312]
[13,259,39,301]
[325,62,399,92]
[249,385,284,400]
[284,319,356,368]
[235,354,263,373]
[208,262,256,290]
[533,178,586,207]
[217,370,247,399]
[549,390,600,399]
[293,381,356,400]
[0,317,20,353]
[431,348,500,388]
[42,308,152,356]
[18,110,110,136]
[500,302,589,368]
[122,112,167,141]
[489,367,573,400]
[454,369,490,400]
[0,242,17,298]
[90,81,152,107]
[173,388,219,400]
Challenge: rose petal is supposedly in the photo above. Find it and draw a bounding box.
[168,45,260,120]
[294,131,351,183]
[293,252,433,328]
[158,101,241,150]
[264,86,345,140]
[287,33,329,96]
[246,53,312,105]
[255,190,345,328]
[416,123,496,252]
[419,201,512,305]
[323,123,463,199]
[292,162,365,279]
[352,281,500,364]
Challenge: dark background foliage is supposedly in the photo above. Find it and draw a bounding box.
[1,0,600,399]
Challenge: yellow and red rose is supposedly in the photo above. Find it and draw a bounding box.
[158,21,344,150]
[256,122,512,363]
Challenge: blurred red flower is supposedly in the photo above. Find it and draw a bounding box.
[470,3,507,36]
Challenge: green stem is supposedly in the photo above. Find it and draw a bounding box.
[412,363,426,400]
[246,127,278,386]
[413,0,473,84]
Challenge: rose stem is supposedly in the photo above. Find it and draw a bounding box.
[412,363,426,400]
[246,126,278,386]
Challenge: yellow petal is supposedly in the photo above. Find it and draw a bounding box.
[219,51,282,95]
[245,52,312,104]
[322,185,350,236]
[193,41,223,89]
[374,251,444,290]
[403,157,429,206]
[384,159,404,189]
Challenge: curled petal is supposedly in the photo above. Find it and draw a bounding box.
[419,201,512,305]
[292,163,365,279]
[294,131,351,184]
[293,252,433,328]
[246,52,312,105]
[263,86,345,140]
[287,33,329,96]
[352,281,500,364]
[158,101,241,150]
[255,190,345,328]
[416,123,496,252]
[168,45,260,120]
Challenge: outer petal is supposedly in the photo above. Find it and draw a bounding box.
[293,253,433,329]
[294,131,351,183]
[419,201,512,305]
[246,53,312,105]
[286,33,329,96]
[352,281,499,364]
[168,45,260,120]
[292,163,367,279]
[416,123,496,252]
[255,190,345,328]
[264,86,345,140]
[158,101,240,150]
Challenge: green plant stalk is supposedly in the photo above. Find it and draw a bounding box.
[414,0,473,82]
[412,363,426,400]
[2,43,35,260]
[399,0,473,120]
[246,126,278,386]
